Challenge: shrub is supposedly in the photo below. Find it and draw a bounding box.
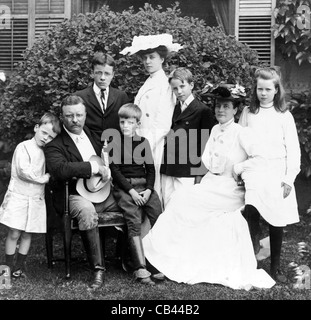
[0,3,261,148]
[289,91,311,177]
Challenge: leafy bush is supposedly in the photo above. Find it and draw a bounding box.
[0,3,261,148]
[289,91,311,177]
[272,0,311,65]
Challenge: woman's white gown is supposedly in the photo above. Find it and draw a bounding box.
[143,120,275,290]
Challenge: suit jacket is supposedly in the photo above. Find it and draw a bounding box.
[44,126,102,215]
[160,98,215,177]
[75,85,129,145]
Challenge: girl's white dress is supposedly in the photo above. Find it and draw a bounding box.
[143,120,275,290]
[134,68,176,202]
[239,105,301,226]
[0,138,49,233]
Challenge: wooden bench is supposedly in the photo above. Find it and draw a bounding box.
[45,181,127,279]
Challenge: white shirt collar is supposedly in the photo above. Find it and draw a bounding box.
[260,101,274,109]
[149,68,165,79]
[63,125,86,142]
[219,118,235,131]
[182,94,194,108]
[93,83,109,97]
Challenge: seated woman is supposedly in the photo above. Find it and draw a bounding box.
[142,83,276,290]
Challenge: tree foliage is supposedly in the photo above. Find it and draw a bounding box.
[0,3,261,147]
[272,0,311,65]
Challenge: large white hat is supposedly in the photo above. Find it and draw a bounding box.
[76,155,111,203]
[120,33,182,55]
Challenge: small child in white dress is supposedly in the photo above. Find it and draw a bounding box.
[0,112,61,279]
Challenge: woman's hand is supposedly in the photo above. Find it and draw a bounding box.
[281,182,292,198]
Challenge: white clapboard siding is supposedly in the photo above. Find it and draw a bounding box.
[235,0,276,65]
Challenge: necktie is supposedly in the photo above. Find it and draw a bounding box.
[100,89,106,111]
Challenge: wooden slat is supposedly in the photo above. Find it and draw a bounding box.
[35,0,65,14]
[35,17,63,38]
[0,17,27,70]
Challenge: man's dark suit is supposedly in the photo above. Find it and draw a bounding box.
[44,126,102,215]
[75,85,129,144]
[160,98,215,177]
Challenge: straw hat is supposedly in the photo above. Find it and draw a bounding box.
[76,155,111,203]
[120,33,182,56]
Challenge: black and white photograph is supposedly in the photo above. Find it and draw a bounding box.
[0,0,311,307]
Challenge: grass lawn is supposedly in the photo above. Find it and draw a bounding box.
[0,176,311,302]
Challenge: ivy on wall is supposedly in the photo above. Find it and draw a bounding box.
[272,0,311,65]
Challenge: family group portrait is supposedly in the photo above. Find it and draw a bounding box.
[0,0,311,304]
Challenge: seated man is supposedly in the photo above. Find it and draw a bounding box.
[44,95,119,290]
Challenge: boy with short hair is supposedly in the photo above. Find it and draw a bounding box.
[161,67,215,207]
[108,103,162,285]
[0,112,61,278]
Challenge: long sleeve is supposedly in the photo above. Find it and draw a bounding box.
[44,141,92,182]
[15,142,49,185]
[282,112,301,186]
[233,127,267,175]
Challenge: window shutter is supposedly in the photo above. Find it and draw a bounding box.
[0,0,28,71]
[235,0,276,65]
[0,0,70,71]
[31,0,70,44]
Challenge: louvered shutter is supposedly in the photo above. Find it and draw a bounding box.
[30,0,70,45]
[0,0,70,71]
[0,0,28,71]
[235,0,276,65]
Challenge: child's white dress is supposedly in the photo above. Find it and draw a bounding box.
[239,106,301,226]
[0,138,49,233]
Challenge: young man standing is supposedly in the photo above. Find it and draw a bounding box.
[75,52,129,145]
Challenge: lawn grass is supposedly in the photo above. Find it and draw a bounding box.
[0,177,311,301]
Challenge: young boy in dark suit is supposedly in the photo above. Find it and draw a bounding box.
[161,67,215,207]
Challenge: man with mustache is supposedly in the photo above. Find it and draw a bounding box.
[44,95,120,290]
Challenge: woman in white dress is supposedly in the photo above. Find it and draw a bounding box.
[142,84,275,290]
[120,34,182,205]
[239,67,301,282]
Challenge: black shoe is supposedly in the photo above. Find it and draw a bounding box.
[271,269,287,283]
[11,269,26,279]
[89,269,105,290]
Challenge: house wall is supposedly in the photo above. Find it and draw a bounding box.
[275,49,311,93]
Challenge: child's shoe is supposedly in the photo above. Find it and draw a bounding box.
[11,268,26,279]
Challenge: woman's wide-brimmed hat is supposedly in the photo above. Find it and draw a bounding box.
[76,155,111,203]
[201,83,246,101]
[120,33,182,56]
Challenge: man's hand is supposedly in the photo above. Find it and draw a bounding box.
[98,165,110,182]
[281,182,292,198]
[139,189,152,203]
[129,188,145,206]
